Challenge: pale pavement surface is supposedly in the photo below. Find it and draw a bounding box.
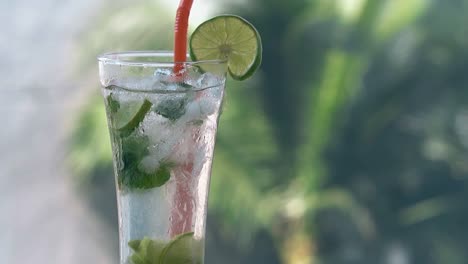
[0,0,116,263]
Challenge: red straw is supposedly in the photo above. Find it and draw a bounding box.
[170,163,195,237]
[173,0,194,73]
[170,0,195,238]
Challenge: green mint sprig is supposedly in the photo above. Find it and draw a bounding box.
[106,95,173,190]
[118,135,173,190]
[107,83,198,190]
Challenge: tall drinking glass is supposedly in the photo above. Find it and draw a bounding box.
[98,51,227,264]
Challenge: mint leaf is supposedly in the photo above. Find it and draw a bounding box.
[155,97,188,121]
[118,99,153,137]
[107,96,176,190]
[153,162,172,186]
[118,135,149,189]
[118,136,173,190]
[120,160,172,190]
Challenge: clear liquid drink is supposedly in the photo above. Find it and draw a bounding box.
[98,51,227,264]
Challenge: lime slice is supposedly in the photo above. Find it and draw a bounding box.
[190,15,262,81]
[159,232,202,264]
[106,92,152,133]
[128,237,166,264]
[111,98,152,137]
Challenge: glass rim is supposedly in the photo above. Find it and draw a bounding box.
[97,50,227,67]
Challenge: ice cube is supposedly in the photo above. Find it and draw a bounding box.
[142,112,171,143]
[149,136,180,162]
[196,73,212,89]
[110,89,145,109]
[181,96,218,123]
[183,100,203,122]
[142,111,189,162]
[108,75,159,91]
[154,68,173,81]
[153,94,190,120]
[153,68,187,91]
[198,96,218,116]
[138,154,160,173]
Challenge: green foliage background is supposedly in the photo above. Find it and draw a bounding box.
[69,0,468,263]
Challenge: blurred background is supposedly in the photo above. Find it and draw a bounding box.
[2,0,468,263]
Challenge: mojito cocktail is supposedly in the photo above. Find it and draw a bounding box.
[97,1,261,263]
[99,51,227,264]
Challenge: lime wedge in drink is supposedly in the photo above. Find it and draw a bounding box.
[159,232,202,264]
[108,95,152,136]
[190,15,262,81]
[128,237,166,264]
